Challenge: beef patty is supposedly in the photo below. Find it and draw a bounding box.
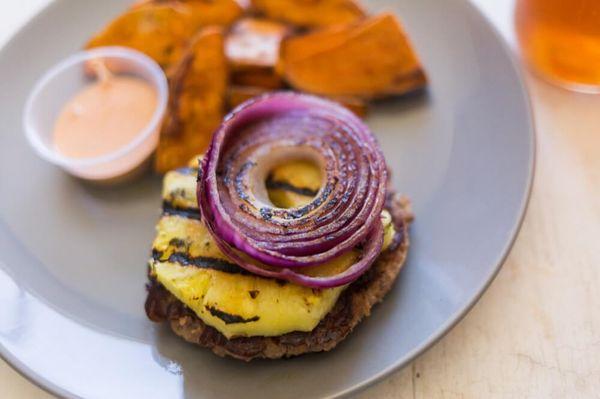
[145,194,412,361]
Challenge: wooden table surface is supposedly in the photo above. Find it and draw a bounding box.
[2,0,599,398]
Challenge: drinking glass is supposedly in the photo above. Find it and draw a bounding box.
[515,0,600,92]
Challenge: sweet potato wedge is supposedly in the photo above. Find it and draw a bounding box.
[230,69,285,89]
[251,0,365,28]
[155,27,228,173]
[228,86,368,117]
[279,13,427,99]
[86,5,199,71]
[332,96,368,118]
[227,85,267,109]
[226,18,288,70]
[133,0,245,27]
[226,18,289,89]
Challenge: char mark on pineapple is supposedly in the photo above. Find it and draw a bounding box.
[206,306,260,325]
[162,201,201,220]
[265,175,319,197]
[152,250,253,276]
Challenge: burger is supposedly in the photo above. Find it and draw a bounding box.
[145,93,412,361]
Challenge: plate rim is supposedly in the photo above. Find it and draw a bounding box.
[0,0,536,397]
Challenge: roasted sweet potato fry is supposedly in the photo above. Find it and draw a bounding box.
[227,85,267,108]
[133,0,245,27]
[86,5,199,71]
[279,13,427,99]
[332,96,368,118]
[226,18,288,68]
[155,27,228,173]
[226,18,289,89]
[231,69,285,89]
[228,86,368,117]
[251,0,365,28]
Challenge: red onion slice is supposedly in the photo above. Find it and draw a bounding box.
[198,92,387,288]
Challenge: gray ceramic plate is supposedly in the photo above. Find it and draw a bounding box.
[0,0,534,398]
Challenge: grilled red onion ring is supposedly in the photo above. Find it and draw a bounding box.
[198,92,388,288]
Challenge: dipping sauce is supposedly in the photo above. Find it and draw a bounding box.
[24,47,168,185]
[53,74,158,159]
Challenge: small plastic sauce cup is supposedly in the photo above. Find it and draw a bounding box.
[23,47,168,184]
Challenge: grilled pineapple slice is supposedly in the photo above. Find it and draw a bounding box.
[151,160,395,338]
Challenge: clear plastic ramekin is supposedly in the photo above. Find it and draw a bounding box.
[23,46,168,184]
